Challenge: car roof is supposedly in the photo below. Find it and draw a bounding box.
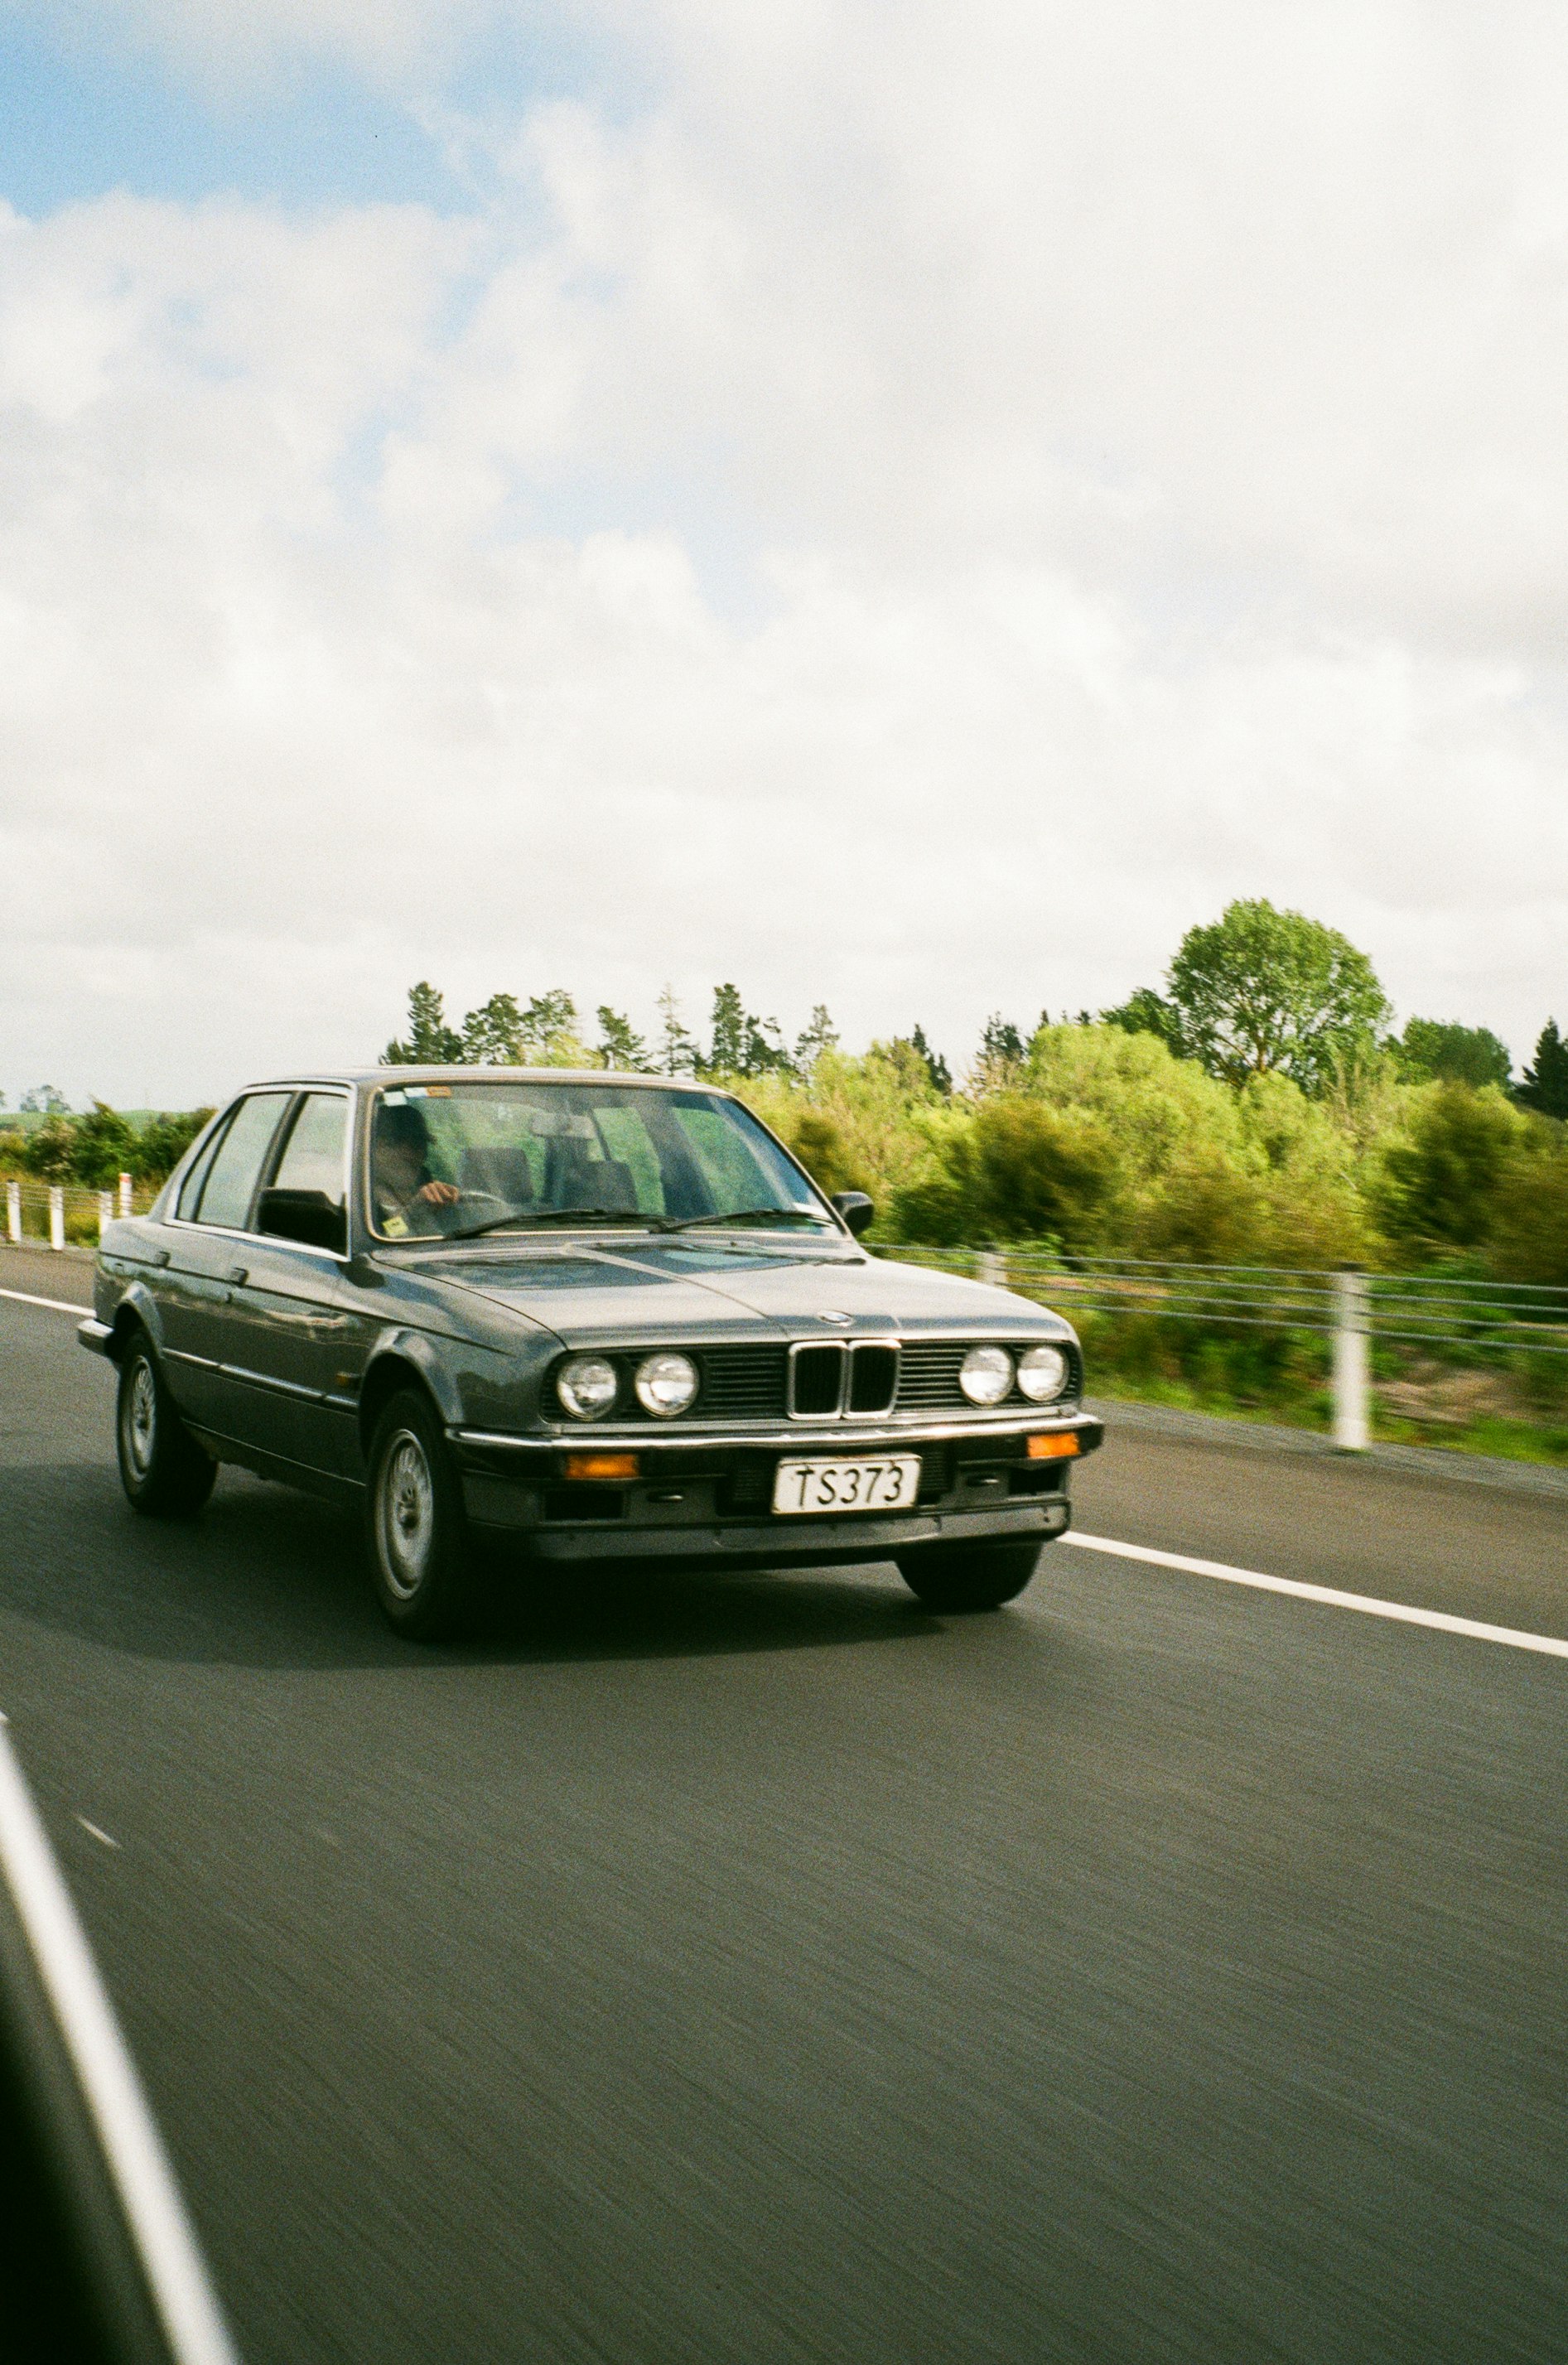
[226,1068,730,1094]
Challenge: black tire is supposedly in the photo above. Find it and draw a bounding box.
[364,1388,476,1641]
[895,1537,1044,1613]
[115,1333,216,1518]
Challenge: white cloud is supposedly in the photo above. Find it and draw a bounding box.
[3,2,1568,1104]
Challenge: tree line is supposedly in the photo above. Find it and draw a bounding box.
[4,900,1563,1280]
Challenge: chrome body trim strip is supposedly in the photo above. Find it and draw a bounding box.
[217,1364,322,1402]
[456,1407,1093,1451]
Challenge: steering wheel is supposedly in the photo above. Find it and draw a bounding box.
[427,1189,519,1234]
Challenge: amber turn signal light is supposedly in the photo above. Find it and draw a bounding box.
[1026,1432,1080,1460]
[564,1452,640,1482]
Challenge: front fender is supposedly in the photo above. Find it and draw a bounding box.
[359,1327,471,1454]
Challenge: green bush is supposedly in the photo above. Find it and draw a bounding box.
[1373,1084,1527,1258]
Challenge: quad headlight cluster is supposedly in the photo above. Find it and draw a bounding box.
[557,1341,1069,1421]
[556,1351,700,1421]
[960,1342,1071,1407]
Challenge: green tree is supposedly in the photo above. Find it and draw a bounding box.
[384,982,461,1065]
[1516,1019,1568,1119]
[20,1113,77,1180]
[517,990,581,1063]
[20,1085,69,1114]
[134,1109,214,1184]
[1373,1084,1525,1257]
[68,1102,139,1189]
[909,1025,952,1095]
[894,1096,1117,1250]
[794,1004,839,1071]
[980,1013,1024,1065]
[656,983,699,1076]
[596,1006,653,1070]
[1486,1136,1568,1287]
[788,1110,858,1196]
[460,992,526,1064]
[1395,1018,1512,1090]
[704,984,794,1078]
[1162,900,1390,1093]
[1100,987,1189,1059]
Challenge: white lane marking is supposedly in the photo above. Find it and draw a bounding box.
[78,1817,119,1849]
[1068,1531,1568,1660]
[0,1283,94,1315]
[0,1715,242,2365]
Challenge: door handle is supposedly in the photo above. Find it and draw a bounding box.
[226,1265,249,1286]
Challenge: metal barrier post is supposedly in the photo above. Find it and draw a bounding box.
[977,1250,1006,1289]
[118,1170,133,1219]
[48,1186,65,1252]
[1333,1268,1369,1450]
[5,1178,19,1244]
[99,1190,113,1240]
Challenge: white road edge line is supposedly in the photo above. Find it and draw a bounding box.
[0,1714,242,2365]
[1067,1531,1568,1660]
[0,1284,93,1315]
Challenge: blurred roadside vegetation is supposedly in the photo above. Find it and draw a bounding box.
[0,1103,212,1194]
[7,897,1565,1458]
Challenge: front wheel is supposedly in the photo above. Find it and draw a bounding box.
[115,1335,216,1518]
[896,1538,1044,1613]
[364,1389,476,1641]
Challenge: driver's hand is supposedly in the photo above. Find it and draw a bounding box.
[416,1180,461,1207]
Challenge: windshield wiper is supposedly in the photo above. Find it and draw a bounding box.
[657,1206,833,1233]
[441,1207,649,1242]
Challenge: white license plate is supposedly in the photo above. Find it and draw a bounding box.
[772,1455,922,1515]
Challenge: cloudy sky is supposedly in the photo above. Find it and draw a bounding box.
[2,0,1565,1107]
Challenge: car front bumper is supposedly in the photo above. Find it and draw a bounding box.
[450,1407,1103,1566]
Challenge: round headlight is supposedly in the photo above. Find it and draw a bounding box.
[1017,1344,1070,1403]
[959,1344,1014,1407]
[634,1352,698,1418]
[556,1354,619,1420]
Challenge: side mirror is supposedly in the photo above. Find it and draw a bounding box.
[830,1190,875,1237]
[257,1188,347,1254]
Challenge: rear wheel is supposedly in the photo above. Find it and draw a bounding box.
[115,1334,216,1518]
[896,1538,1043,1613]
[364,1388,476,1641]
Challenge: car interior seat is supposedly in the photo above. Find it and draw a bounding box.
[543,1138,640,1212]
[458,1146,536,1204]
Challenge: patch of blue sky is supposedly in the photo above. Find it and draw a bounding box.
[0,7,634,218]
[499,459,776,628]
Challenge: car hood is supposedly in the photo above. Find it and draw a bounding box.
[394,1238,1075,1351]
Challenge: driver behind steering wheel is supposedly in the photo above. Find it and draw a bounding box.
[373,1102,462,1237]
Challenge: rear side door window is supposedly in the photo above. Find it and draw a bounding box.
[191,1093,292,1232]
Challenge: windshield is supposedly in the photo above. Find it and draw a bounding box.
[367,1080,834,1241]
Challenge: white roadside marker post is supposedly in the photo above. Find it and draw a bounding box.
[48,1185,65,1252]
[5,1177,19,1244]
[118,1170,133,1219]
[977,1250,1006,1288]
[1333,1267,1370,1451]
[99,1190,113,1240]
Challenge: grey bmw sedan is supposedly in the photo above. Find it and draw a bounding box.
[80,1069,1102,1638]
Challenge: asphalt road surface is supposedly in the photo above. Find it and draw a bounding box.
[2,1248,1566,2364]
